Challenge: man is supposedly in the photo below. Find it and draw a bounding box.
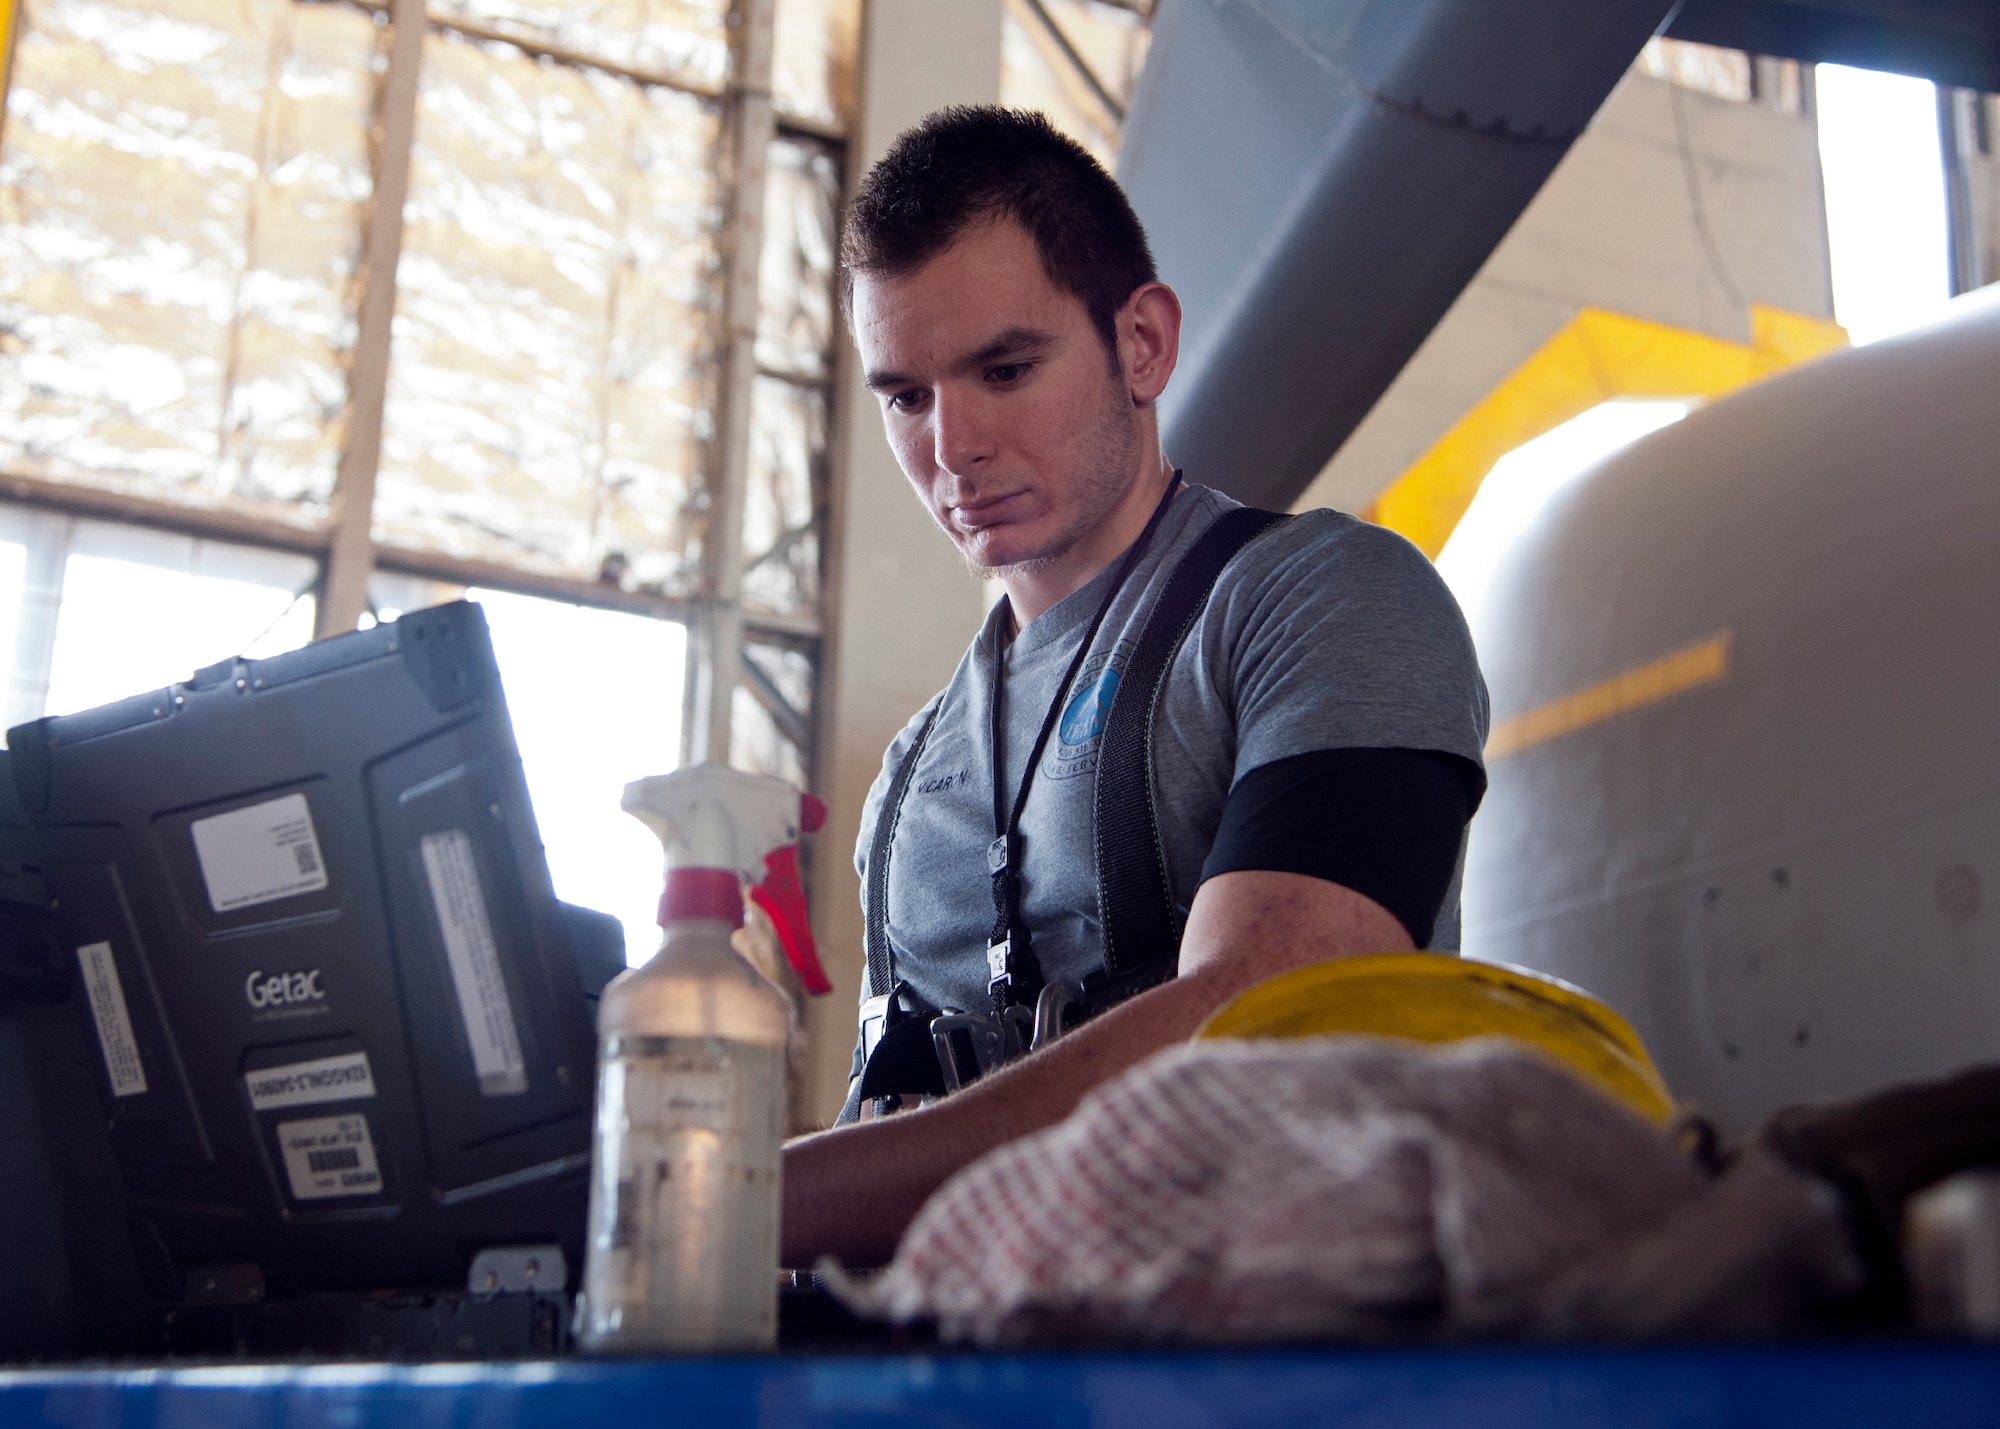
[781,107,1487,1268]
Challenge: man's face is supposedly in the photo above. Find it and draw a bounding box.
[852,218,1141,575]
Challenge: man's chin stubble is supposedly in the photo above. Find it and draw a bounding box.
[963,535,1077,582]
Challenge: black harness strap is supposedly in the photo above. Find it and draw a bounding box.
[1092,507,1287,993]
[981,477,1184,1015]
[864,701,940,999]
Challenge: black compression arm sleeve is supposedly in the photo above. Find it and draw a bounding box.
[1198,747,1484,948]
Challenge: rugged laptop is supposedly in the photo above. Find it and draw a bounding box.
[5,601,623,1309]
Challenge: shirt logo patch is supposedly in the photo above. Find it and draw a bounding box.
[1043,650,1127,781]
[1059,666,1119,746]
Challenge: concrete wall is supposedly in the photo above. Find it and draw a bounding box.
[1293,68,1836,516]
[804,0,1004,1126]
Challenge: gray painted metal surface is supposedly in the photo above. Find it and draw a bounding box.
[1463,293,2000,1137]
[1117,0,1674,512]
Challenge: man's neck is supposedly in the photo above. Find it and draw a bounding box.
[1001,458,1178,628]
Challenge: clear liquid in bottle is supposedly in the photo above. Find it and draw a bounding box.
[577,915,789,1352]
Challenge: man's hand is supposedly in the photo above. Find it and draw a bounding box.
[780,870,1414,1268]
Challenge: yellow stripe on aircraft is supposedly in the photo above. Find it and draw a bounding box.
[1486,630,1732,759]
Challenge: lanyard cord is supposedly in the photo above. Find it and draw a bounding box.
[985,472,1183,1011]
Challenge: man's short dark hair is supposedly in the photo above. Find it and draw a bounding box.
[840,106,1158,358]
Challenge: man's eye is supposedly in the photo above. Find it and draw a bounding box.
[987,363,1030,384]
[888,389,928,412]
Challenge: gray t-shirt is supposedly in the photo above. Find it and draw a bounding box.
[854,482,1489,1029]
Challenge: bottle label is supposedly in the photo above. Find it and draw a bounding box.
[579,1036,785,1351]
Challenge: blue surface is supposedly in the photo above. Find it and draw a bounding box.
[2,1345,1998,1429]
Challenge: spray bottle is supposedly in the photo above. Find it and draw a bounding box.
[577,764,829,1352]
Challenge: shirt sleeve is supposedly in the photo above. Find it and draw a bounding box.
[1198,512,1490,779]
[1199,746,1482,947]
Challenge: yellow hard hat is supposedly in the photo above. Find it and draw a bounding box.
[1196,953,1676,1125]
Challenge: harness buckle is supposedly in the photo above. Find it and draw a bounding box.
[1032,980,1078,1051]
[858,990,896,1063]
[927,1001,1039,1092]
[929,1012,1003,1092]
[857,977,1087,1106]
[859,994,886,1063]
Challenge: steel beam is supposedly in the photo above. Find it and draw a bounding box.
[1021,0,1125,123]
[0,469,745,627]
[741,644,813,753]
[368,545,700,623]
[315,0,424,638]
[689,0,779,765]
[0,473,330,556]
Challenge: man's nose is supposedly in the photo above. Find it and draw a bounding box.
[932,388,996,476]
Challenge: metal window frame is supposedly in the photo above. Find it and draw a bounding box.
[684,0,780,766]
[0,0,838,782]
[315,0,425,639]
[1939,86,1987,296]
[1019,0,1124,124]
[1006,0,1153,133]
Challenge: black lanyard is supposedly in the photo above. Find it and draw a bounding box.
[984,473,1183,1013]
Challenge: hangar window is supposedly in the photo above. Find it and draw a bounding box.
[370,24,727,591]
[0,0,853,959]
[1639,37,1805,115]
[1000,0,1151,165]
[368,570,689,958]
[0,0,375,522]
[0,506,319,729]
[1640,37,1755,104]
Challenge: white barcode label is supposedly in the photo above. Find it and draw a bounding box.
[189,793,329,913]
[420,829,527,1097]
[276,1113,383,1200]
[76,941,147,1098]
[245,1050,375,1112]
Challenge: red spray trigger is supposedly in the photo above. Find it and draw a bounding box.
[748,843,830,995]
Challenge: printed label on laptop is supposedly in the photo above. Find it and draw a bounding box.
[76,941,147,1098]
[420,829,528,1097]
[276,1113,383,1200]
[190,792,330,913]
[245,1050,375,1113]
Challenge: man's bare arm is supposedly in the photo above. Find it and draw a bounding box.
[780,869,1415,1268]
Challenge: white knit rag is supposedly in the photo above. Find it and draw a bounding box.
[826,1036,1747,1345]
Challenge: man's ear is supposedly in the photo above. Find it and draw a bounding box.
[1118,281,1181,406]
